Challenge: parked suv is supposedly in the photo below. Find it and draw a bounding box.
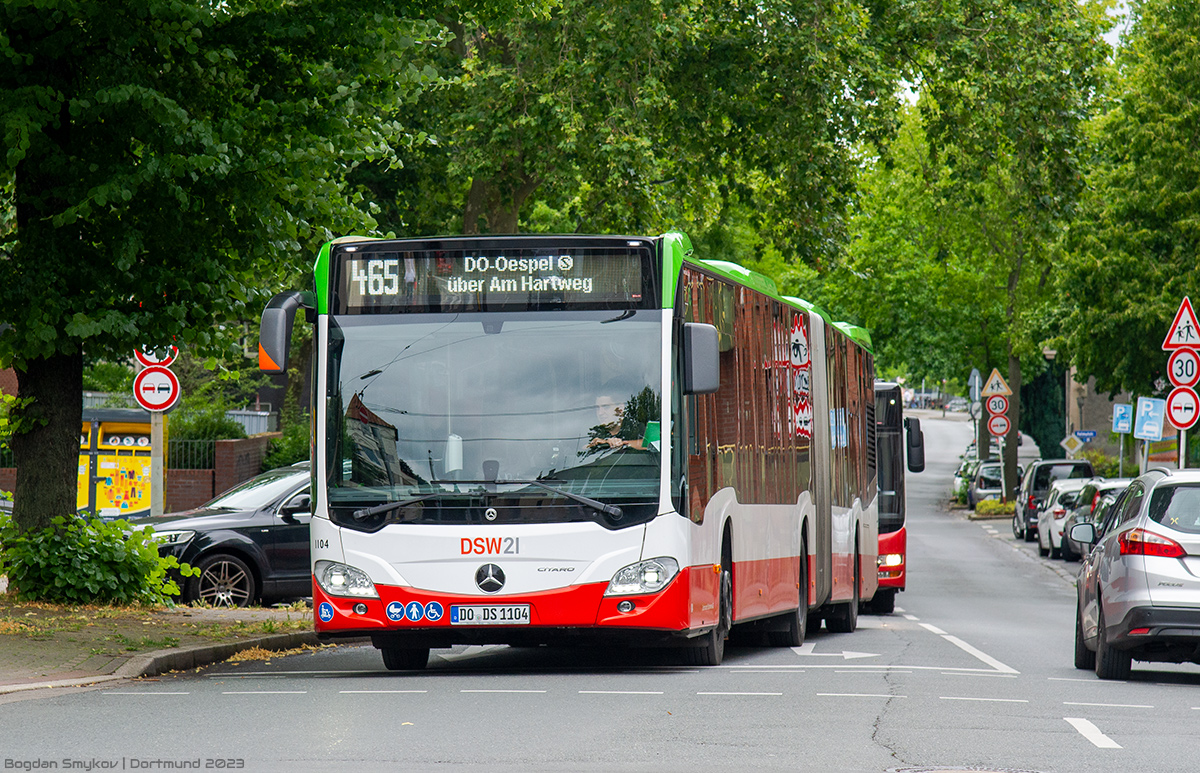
[1014,459,1094,541]
[1072,468,1200,679]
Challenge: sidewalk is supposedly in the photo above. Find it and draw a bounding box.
[0,599,321,697]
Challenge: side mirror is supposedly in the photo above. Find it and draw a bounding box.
[683,322,720,394]
[904,417,926,472]
[280,493,311,523]
[1068,521,1097,546]
[259,290,316,373]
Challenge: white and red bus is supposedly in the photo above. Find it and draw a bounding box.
[869,381,925,613]
[259,232,879,668]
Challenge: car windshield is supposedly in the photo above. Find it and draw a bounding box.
[1034,464,1092,492]
[1148,484,1200,534]
[324,311,663,510]
[205,472,307,510]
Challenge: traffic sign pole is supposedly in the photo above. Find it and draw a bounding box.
[151,411,164,517]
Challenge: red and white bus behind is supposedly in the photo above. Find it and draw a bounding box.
[259,232,879,668]
[869,381,925,614]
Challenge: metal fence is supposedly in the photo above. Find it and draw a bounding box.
[167,439,217,470]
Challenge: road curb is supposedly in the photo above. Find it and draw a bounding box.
[0,631,322,696]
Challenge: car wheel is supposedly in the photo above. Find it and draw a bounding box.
[381,647,430,670]
[1012,514,1023,539]
[1038,538,1050,557]
[191,553,256,608]
[1094,606,1132,680]
[1074,602,1095,670]
[1024,526,1037,542]
[1061,540,1077,561]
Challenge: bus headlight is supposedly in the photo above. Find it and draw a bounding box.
[877,553,904,568]
[605,557,679,596]
[315,560,379,598]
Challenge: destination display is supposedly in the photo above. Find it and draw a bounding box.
[333,247,653,313]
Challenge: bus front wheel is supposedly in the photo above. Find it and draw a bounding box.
[381,647,430,671]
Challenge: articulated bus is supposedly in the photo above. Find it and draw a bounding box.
[259,232,878,668]
[870,381,924,614]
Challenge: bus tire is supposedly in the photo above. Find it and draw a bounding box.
[866,588,896,615]
[683,564,731,666]
[825,550,860,634]
[769,549,808,647]
[381,646,430,671]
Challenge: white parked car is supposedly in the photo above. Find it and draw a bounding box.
[1037,478,1090,559]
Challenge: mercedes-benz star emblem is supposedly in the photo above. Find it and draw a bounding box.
[485,507,498,521]
[475,563,505,593]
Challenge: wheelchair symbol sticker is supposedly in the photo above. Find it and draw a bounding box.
[424,602,444,622]
[318,603,335,623]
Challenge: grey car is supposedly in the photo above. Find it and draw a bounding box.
[1072,468,1200,679]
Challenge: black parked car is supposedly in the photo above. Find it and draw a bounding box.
[131,464,311,607]
[1013,459,1094,541]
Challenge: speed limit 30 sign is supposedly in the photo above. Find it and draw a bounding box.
[986,394,1009,415]
[1168,348,1200,388]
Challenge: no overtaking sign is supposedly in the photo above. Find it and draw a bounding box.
[133,366,180,412]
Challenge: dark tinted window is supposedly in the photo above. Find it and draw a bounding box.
[1033,463,1093,493]
[1148,485,1200,533]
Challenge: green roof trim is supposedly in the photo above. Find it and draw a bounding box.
[783,295,830,324]
[314,241,332,314]
[833,321,874,353]
[699,259,779,298]
[660,231,691,309]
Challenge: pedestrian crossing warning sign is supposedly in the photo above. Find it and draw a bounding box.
[1162,296,1200,350]
[980,368,1012,397]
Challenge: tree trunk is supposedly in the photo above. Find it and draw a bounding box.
[11,353,84,533]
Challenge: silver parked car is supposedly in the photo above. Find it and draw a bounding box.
[1072,468,1200,679]
[966,461,1023,509]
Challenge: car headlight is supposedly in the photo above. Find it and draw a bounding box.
[315,560,379,598]
[155,530,195,546]
[605,557,680,596]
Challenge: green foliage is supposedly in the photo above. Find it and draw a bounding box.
[169,407,246,442]
[1080,449,1120,479]
[1020,361,1067,460]
[1057,0,1200,396]
[360,0,908,265]
[975,499,1014,515]
[261,418,310,472]
[81,360,135,393]
[0,514,198,605]
[0,0,449,532]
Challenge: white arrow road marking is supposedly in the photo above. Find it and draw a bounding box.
[919,623,1019,674]
[791,643,879,660]
[1065,717,1122,749]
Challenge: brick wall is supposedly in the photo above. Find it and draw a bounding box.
[0,468,13,492]
[214,433,281,497]
[166,468,215,513]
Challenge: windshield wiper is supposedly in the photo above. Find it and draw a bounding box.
[351,492,444,522]
[522,479,622,519]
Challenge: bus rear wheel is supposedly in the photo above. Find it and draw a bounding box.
[825,551,860,633]
[381,647,430,671]
[769,549,808,647]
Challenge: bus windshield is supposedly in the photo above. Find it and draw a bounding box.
[325,310,663,522]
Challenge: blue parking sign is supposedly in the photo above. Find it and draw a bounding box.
[1112,403,1132,434]
[1133,397,1166,441]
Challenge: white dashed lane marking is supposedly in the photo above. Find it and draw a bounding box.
[940,696,1029,703]
[1064,702,1153,708]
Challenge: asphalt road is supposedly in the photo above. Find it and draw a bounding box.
[3,414,1199,772]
